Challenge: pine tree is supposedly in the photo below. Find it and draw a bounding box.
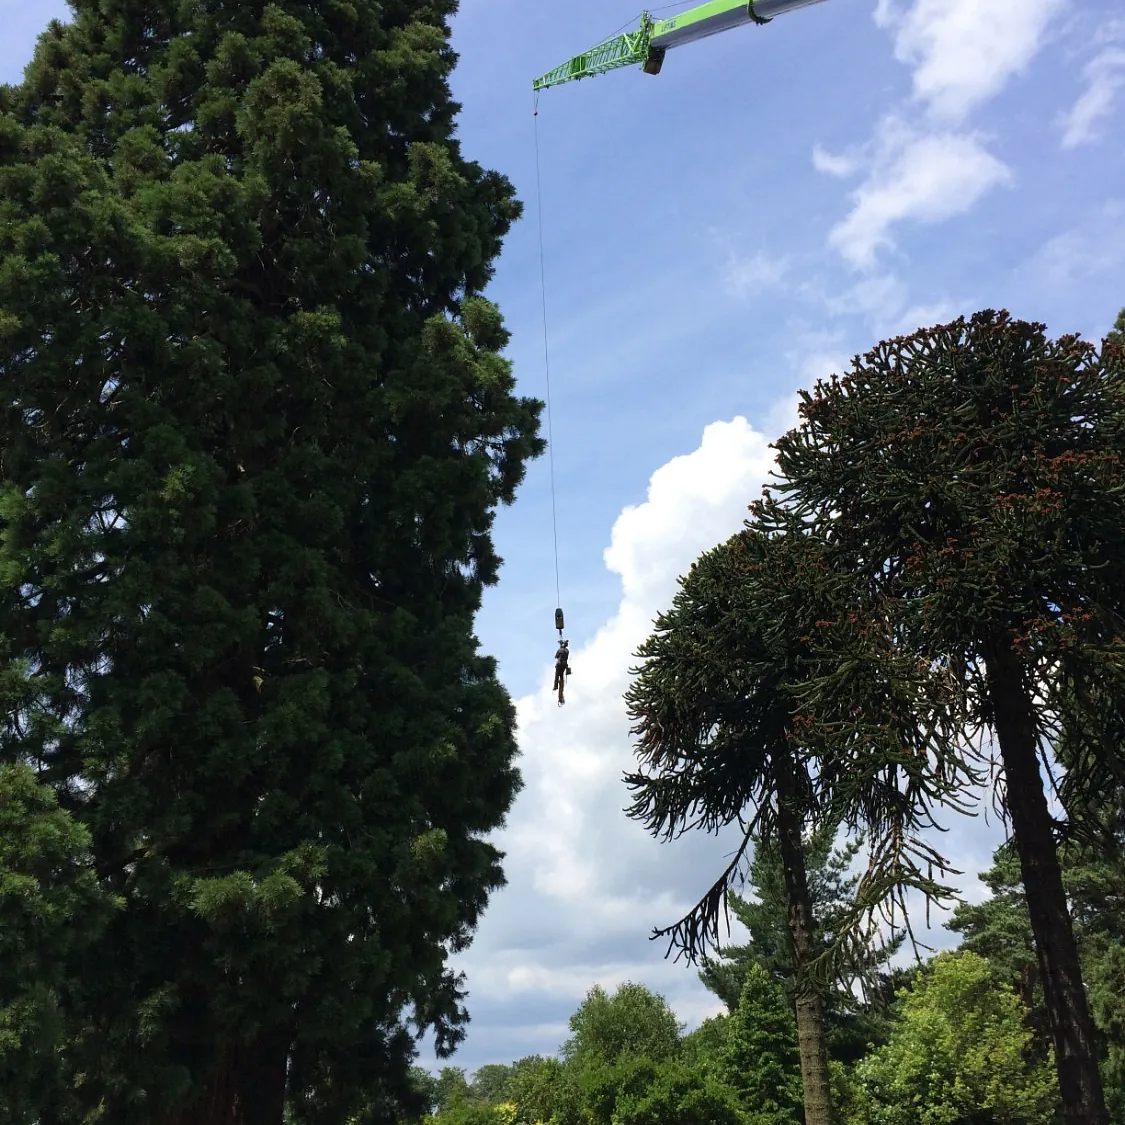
[1107,308,1124,347]
[699,828,901,1064]
[719,964,803,1125]
[0,3,542,1122]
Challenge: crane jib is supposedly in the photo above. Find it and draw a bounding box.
[531,0,831,91]
[650,0,828,51]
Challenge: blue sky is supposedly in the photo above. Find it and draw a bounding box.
[4,0,1125,1081]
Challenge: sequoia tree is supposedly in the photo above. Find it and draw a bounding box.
[0,2,541,1122]
[773,311,1125,1125]
[0,764,119,1125]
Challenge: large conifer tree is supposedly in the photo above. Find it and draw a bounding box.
[0,2,541,1122]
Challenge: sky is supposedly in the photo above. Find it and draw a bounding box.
[4,0,1125,1082]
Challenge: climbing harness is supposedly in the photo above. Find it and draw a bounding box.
[535,93,569,706]
[553,636,571,706]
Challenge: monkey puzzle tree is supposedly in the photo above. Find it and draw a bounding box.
[624,514,973,1125]
[773,310,1125,1125]
[0,2,541,1122]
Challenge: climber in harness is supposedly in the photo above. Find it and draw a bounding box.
[553,639,571,705]
[553,607,571,706]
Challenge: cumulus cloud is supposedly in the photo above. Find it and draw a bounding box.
[508,416,785,900]
[875,0,1063,122]
[828,126,1012,269]
[1060,42,1125,148]
[446,410,1004,1074]
[818,0,1056,272]
[450,416,790,1070]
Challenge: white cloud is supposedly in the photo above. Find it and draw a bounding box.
[826,272,961,337]
[723,249,789,299]
[812,144,859,178]
[1023,200,1125,288]
[827,272,908,319]
[818,0,1056,271]
[450,416,787,1066]
[1060,45,1125,148]
[829,126,1012,269]
[876,0,1063,122]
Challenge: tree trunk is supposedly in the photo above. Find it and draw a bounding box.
[985,636,1108,1125]
[235,1028,291,1125]
[162,1026,291,1125]
[774,754,834,1125]
[165,1048,238,1125]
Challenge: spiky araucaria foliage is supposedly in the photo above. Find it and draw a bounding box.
[0,2,542,1122]
[625,509,974,969]
[624,509,975,1125]
[772,310,1125,1125]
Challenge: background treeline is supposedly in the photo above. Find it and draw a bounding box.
[412,810,1125,1125]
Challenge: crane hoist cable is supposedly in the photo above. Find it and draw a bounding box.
[531,0,832,700]
[533,92,567,671]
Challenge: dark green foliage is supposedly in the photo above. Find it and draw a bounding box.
[719,964,803,1124]
[433,1067,473,1112]
[503,1055,572,1124]
[1107,308,1124,347]
[948,844,1036,988]
[572,1056,662,1125]
[562,982,683,1068]
[678,1014,729,1076]
[470,1063,517,1104]
[947,843,1044,1030]
[432,1103,505,1125]
[950,778,1125,1119]
[0,1,542,1121]
[406,1066,443,1118]
[0,763,119,1125]
[553,1053,745,1125]
[1071,818,1125,1122]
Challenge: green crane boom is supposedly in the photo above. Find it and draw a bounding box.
[533,0,829,92]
